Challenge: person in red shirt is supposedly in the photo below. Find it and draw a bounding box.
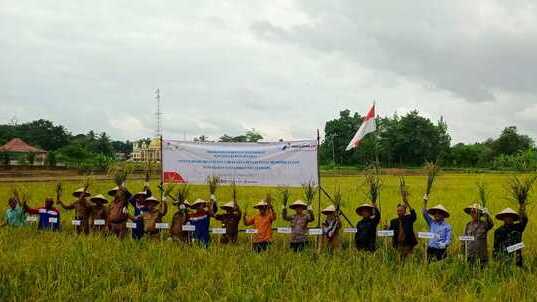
[23,197,61,231]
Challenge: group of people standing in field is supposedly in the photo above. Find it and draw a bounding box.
[1,182,529,267]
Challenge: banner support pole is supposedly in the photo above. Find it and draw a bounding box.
[316,129,321,228]
[160,135,164,201]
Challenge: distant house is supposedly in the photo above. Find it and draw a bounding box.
[130,137,161,162]
[0,138,48,165]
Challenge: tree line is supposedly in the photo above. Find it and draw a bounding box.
[0,119,132,169]
[320,110,536,170]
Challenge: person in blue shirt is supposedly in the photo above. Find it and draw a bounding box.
[23,197,61,231]
[422,195,452,262]
[188,197,217,247]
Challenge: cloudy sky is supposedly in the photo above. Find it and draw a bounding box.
[1,1,536,143]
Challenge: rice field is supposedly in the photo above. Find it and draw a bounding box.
[0,173,536,301]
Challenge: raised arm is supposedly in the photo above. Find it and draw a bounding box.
[243,209,254,226]
[307,206,315,223]
[282,207,292,221]
[56,200,75,210]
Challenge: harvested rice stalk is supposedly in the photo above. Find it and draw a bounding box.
[265,192,273,208]
[164,184,176,200]
[424,161,440,196]
[364,169,382,205]
[302,181,316,205]
[399,176,410,205]
[508,175,537,206]
[56,181,63,201]
[107,164,130,187]
[231,180,238,207]
[333,187,342,212]
[174,184,190,205]
[476,178,488,209]
[279,187,290,208]
[207,175,220,196]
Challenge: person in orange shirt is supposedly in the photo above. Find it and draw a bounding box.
[243,200,277,253]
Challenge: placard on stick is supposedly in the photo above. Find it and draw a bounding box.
[156,223,169,229]
[418,232,435,239]
[126,222,137,229]
[245,229,258,234]
[277,227,292,234]
[343,228,358,233]
[182,224,196,232]
[211,228,226,234]
[26,216,38,223]
[72,220,81,226]
[458,236,475,241]
[377,230,394,237]
[507,242,525,253]
[308,228,322,236]
[93,219,106,226]
[48,217,58,224]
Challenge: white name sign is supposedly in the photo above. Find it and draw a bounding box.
[245,229,258,234]
[26,216,38,222]
[277,227,292,234]
[507,242,525,253]
[72,220,81,226]
[344,228,358,233]
[211,228,227,234]
[156,223,169,229]
[459,236,475,242]
[93,219,106,226]
[377,230,395,237]
[418,232,436,239]
[182,224,196,232]
[48,217,58,224]
[126,222,137,229]
[308,228,323,236]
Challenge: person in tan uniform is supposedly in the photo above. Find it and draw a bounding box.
[169,200,190,242]
[142,196,168,239]
[107,186,130,238]
[57,188,92,234]
[89,194,108,233]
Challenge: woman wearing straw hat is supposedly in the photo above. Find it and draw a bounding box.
[89,194,109,233]
[493,205,528,267]
[282,200,315,252]
[141,196,168,239]
[243,200,277,253]
[56,188,92,234]
[215,201,242,244]
[463,203,493,266]
[321,205,341,252]
[422,195,452,262]
[170,200,191,243]
[188,199,217,247]
[355,202,381,252]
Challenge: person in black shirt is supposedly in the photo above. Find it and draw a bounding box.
[493,205,528,267]
[388,199,417,258]
[355,202,380,251]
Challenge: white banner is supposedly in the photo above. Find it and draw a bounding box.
[162,139,318,187]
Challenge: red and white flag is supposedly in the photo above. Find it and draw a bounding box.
[345,103,376,151]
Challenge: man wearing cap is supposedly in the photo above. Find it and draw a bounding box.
[422,195,452,261]
[493,205,528,267]
[243,200,277,253]
[188,198,217,247]
[1,197,27,228]
[282,200,315,252]
[89,195,108,233]
[23,197,61,231]
[215,202,242,244]
[463,204,494,266]
[56,188,92,234]
[170,200,191,243]
[321,205,341,252]
[141,196,168,239]
[355,202,381,252]
[388,198,417,258]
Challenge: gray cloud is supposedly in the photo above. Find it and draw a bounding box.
[1,1,536,144]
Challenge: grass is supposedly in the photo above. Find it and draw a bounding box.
[0,173,536,301]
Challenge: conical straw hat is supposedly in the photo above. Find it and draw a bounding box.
[190,199,207,208]
[464,203,484,215]
[321,204,336,214]
[289,200,308,209]
[73,188,90,198]
[495,208,520,221]
[107,186,119,197]
[90,194,108,204]
[253,200,269,209]
[355,203,374,214]
[220,201,236,210]
[427,204,450,218]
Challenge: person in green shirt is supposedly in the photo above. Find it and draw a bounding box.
[1,197,27,227]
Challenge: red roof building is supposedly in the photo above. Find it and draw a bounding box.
[0,138,47,154]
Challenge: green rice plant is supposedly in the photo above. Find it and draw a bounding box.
[476,178,488,209]
[399,176,410,204]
